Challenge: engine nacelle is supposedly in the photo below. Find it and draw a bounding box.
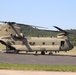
[57,33,68,39]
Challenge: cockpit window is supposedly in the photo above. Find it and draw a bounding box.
[66,40,70,45]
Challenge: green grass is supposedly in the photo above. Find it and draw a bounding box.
[0,63,76,72]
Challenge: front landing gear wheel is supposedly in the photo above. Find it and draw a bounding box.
[41,51,45,55]
[14,50,20,54]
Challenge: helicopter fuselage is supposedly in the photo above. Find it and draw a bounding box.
[0,22,74,55]
[0,36,73,54]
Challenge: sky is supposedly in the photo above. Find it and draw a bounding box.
[0,0,76,30]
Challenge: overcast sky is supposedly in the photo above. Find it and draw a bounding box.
[0,0,76,30]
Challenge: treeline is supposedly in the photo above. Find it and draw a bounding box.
[67,29,76,46]
[20,25,76,46]
[20,26,58,37]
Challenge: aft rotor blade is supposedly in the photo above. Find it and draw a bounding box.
[0,21,7,23]
[16,23,46,29]
[8,24,22,37]
[0,21,16,25]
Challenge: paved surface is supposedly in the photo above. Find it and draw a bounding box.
[0,70,76,75]
[0,52,76,65]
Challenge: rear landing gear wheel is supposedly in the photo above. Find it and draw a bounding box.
[49,52,53,55]
[41,51,45,55]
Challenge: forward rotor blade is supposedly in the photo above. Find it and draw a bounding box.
[54,26,67,34]
[53,26,73,35]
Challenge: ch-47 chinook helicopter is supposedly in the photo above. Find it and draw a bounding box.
[0,21,74,55]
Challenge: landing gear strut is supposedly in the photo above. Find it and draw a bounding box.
[6,46,19,54]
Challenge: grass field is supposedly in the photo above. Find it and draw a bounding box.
[0,63,76,72]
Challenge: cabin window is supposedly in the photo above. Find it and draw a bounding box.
[52,42,55,45]
[61,41,65,47]
[29,42,35,45]
[42,42,45,45]
[9,27,11,29]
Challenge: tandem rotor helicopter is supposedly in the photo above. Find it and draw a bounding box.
[0,21,74,55]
